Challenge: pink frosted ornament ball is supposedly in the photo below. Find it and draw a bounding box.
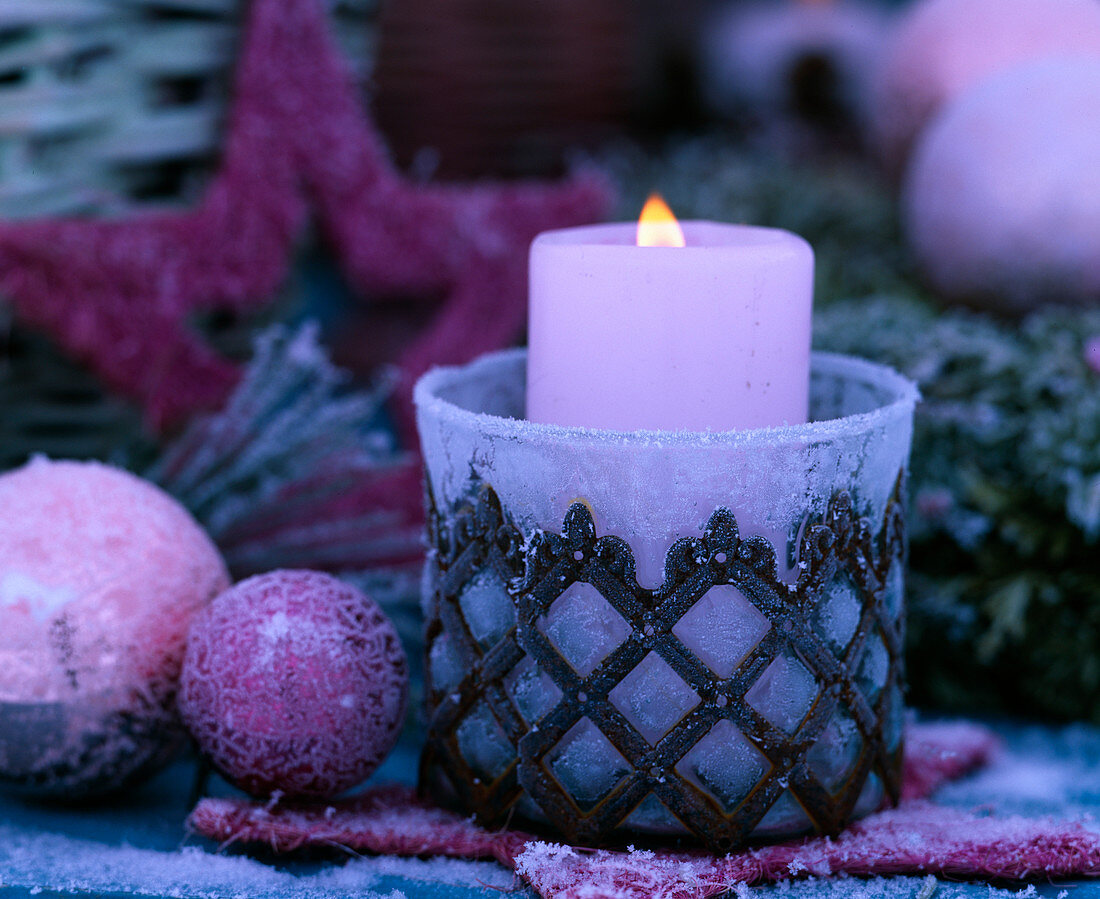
[179,570,408,800]
[870,0,1100,174]
[903,57,1100,312]
[0,458,229,798]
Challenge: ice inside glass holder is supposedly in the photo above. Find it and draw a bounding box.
[415,349,919,851]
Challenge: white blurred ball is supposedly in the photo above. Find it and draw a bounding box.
[903,57,1100,312]
[871,0,1100,175]
[700,0,891,129]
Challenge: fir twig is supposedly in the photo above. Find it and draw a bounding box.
[146,323,420,578]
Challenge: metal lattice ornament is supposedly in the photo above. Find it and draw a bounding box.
[421,475,906,851]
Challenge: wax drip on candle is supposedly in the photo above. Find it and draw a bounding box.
[636,194,685,248]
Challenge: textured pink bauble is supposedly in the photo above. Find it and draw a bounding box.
[0,458,229,797]
[179,570,408,800]
[903,57,1100,312]
[871,0,1100,174]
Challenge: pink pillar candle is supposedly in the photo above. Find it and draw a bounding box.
[526,214,814,432]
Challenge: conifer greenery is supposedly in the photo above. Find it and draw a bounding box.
[817,298,1100,721]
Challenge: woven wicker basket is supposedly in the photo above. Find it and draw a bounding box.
[372,0,636,179]
[0,0,376,220]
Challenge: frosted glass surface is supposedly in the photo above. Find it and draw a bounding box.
[857,631,890,706]
[428,633,464,693]
[806,704,862,794]
[416,349,917,587]
[745,651,819,735]
[672,584,771,677]
[885,564,905,622]
[885,685,905,752]
[607,652,700,745]
[504,656,561,724]
[548,717,631,810]
[812,574,863,655]
[539,583,631,677]
[620,792,679,833]
[675,719,770,812]
[417,348,917,841]
[757,789,814,836]
[458,569,515,649]
[855,772,884,816]
[455,701,513,781]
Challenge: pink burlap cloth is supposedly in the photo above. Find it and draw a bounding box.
[189,722,1100,898]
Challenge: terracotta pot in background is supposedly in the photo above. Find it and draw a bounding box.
[372,0,638,180]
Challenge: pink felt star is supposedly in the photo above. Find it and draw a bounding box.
[0,0,611,445]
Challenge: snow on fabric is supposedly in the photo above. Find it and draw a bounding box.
[185,720,1099,899]
[180,570,408,799]
[897,719,1003,800]
[0,817,514,899]
[0,458,229,798]
[515,806,1100,898]
[191,784,531,864]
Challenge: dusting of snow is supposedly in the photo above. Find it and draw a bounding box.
[0,824,411,899]
[7,715,1100,899]
[258,611,291,643]
[0,572,77,621]
[416,349,917,591]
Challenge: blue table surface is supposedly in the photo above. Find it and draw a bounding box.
[3,718,1100,898]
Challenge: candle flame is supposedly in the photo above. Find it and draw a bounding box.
[636,194,685,247]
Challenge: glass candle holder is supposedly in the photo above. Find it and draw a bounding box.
[415,349,918,850]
